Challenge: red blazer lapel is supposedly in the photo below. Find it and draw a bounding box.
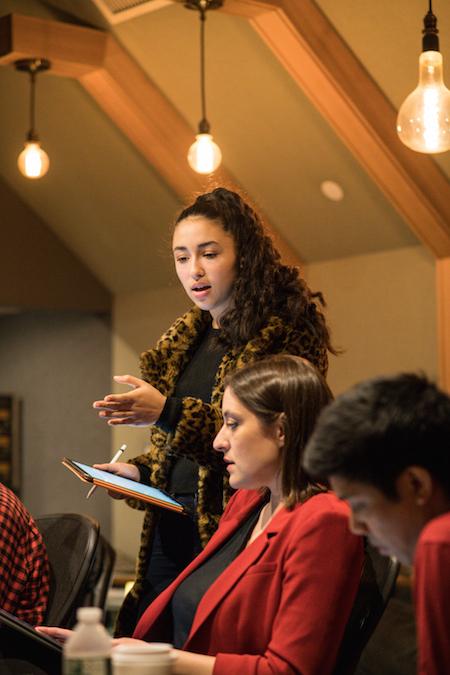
[186,500,290,643]
[134,490,267,640]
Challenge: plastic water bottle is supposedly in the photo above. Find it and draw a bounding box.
[63,607,112,675]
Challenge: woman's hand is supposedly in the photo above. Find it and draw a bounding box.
[93,461,140,499]
[35,626,73,643]
[171,649,215,675]
[93,375,166,427]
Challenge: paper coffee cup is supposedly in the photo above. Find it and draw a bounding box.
[113,643,173,675]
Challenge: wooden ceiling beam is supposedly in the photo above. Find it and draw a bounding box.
[437,259,450,393]
[224,0,450,258]
[0,13,106,77]
[0,12,300,267]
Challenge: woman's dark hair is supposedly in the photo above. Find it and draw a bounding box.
[175,187,334,352]
[225,355,333,508]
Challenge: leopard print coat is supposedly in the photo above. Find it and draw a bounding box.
[115,306,328,636]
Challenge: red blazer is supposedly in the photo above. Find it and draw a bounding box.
[133,490,364,675]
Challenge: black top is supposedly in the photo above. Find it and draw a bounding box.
[154,325,227,495]
[134,325,228,620]
[171,498,267,648]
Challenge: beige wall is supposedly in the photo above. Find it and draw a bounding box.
[306,244,437,395]
[0,178,111,312]
[110,285,189,562]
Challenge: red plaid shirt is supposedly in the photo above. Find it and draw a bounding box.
[0,484,49,625]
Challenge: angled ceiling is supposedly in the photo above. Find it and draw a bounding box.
[0,0,449,296]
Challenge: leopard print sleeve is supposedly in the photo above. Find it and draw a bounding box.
[165,397,224,469]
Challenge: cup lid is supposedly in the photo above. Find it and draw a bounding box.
[114,643,172,655]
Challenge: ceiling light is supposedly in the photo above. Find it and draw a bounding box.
[185,0,222,174]
[320,180,344,202]
[396,1,450,154]
[15,58,51,179]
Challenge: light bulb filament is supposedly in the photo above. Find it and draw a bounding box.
[25,143,43,177]
[423,87,440,150]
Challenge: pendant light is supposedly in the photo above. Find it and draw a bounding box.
[185,0,223,174]
[396,1,450,154]
[15,58,51,179]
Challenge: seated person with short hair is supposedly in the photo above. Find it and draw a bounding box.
[0,482,49,625]
[303,372,450,675]
[39,356,364,675]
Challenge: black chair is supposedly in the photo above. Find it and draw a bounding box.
[35,513,100,628]
[334,542,400,675]
[80,534,116,619]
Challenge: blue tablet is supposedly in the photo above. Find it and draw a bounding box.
[62,458,185,514]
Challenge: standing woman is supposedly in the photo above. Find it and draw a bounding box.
[93,187,334,636]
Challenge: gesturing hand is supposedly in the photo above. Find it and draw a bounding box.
[93,375,166,427]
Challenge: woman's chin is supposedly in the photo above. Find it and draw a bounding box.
[229,476,259,491]
[228,474,245,490]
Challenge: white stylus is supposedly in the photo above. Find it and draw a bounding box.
[86,444,127,499]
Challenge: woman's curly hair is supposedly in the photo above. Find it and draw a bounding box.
[175,187,335,353]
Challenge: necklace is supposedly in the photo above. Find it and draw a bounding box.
[246,497,284,547]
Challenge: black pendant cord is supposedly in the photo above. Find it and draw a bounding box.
[182,0,222,135]
[423,0,439,51]
[28,69,37,141]
[14,58,51,142]
[198,6,210,134]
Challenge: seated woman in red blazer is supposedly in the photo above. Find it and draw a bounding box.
[39,356,364,674]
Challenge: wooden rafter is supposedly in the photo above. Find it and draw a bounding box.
[0,12,300,266]
[437,259,450,393]
[0,14,105,76]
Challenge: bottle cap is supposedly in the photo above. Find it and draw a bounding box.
[76,607,102,622]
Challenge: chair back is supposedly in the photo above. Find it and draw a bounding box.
[35,513,100,628]
[333,542,400,674]
[81,534,116,618]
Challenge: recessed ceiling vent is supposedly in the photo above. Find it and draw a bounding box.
[91,0,171,24]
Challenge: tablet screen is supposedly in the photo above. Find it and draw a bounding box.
[71,460,183,509]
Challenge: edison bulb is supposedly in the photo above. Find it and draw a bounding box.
[188,133,222,174]
[397,51,450,153]
[17,141,50,179]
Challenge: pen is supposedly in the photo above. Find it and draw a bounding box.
[86,443,127,499]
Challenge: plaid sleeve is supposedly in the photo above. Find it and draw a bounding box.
[0,486,49,625]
